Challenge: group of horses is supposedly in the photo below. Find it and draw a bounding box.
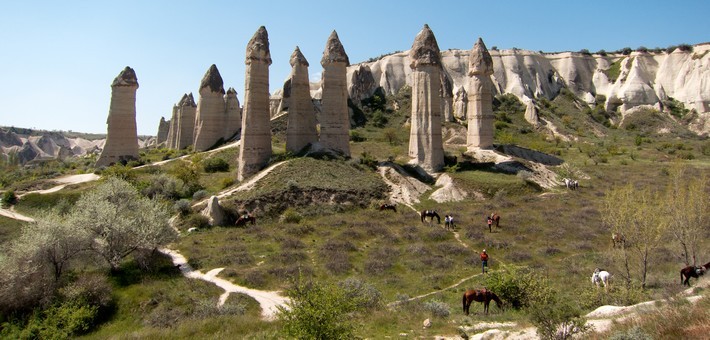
[563,178,579,190]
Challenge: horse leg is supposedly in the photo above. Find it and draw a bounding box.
[484,300,489,315]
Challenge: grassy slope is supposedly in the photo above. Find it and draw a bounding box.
[2,89,708,338]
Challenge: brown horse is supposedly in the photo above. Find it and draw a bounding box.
[462,288,503,315]
[612,233,626,248]
[421,210,441,224]
[379,204,397,213]
[680,261,710,286]
[235,214,255,227]
[491,213,500,229]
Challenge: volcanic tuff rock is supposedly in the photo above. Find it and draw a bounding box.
[224,88,242,140]
[319,30,351,156]
[239,26,273,181]
[193,64,228,152]
[408,25,444,172]
[201,195,227,226]
[346,43,710,135]
[467,37,495,149]
[157,117,169,144]
[96,66,139,167]
[174,93,197,150]
[285,47,318,153]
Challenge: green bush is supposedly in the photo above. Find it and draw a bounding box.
[203,157,230,173]
[349,130,366,142]
[280,208,302,224]
[338,278,382,309]
[529,297,590,340]
[1,190,17,207]
[609,326,652,340]
[182,214,210,230]
[173,199,192,216]
[2,299,99,340]
[422,299,450,318]
[278,278,360,339]
[484,265,554,309]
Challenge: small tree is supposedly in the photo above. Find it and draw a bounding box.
[69,178,177,272]
[529,298,590,340]
[665,164,708,266]
[278,277,360,339]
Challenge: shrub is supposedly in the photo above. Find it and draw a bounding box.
[278,278,360,340]
[182,214,210,230]
[529,298,590,340]
[422,299,450,318]
[203,157,229,173]
[192,190,209,201]
[140,174,186,199]
[349,130,366,142]
[173,199,192,216]
[1,190,17,207]
[338,278,382,309]
[220,177,234,189]
[325,252,352,275]
[485,265,554,309]
[280,208,302,224]
[609,326,652,340]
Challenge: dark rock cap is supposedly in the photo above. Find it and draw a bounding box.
[290,46,309,67]
[200,64,225,94]
[226,87,237,96]
[409,24,441,69]
[178,93,190,107]
[188,93,196,106]
[246,26,272,65]
[111,66,139,87]
[469,37,494,76]
[321,30,349,66]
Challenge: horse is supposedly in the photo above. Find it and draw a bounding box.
[490,213,500,229]
[592,268,611,290]
[444,215,456,230]
[379,204,397,213]
[563,178,579,190]
[235,214,256,227]
[462,288,503,315]
[611,233,626,248]
[680,261,710,286]
[421,210,441,224]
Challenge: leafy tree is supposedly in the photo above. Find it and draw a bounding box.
[484,265,554,309]
[665,165,709,266]
[529,297,590,340]
[69,178,177,271]
[278,278,361,339]
[603,184,669,289]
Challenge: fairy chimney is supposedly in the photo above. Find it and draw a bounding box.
[466,37,495,149]
[166,103,178,148]
[441,72,454,122]
[408,25,444,172]
[319,30,351,156]
[224,87,242,140]
[175,93,197,150]
[238,26,272,181]
[453,87,467,121]
[96,66,140,167]
[193,64,227,152]
[285,46,318,153]
[157,117,170,145]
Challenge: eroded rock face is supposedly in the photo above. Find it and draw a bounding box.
[224,88,242,141]
[193,64,227,152]
[285,47,318,153]
[96,66,139,167]
[408,25,444,172]
[319,30,351,156]
[453,86,467,121]
[239,26,273,181]
[467,38,495,149]
[348,65,376,104]
[201,195,226,226]
[157,117,169,144]
[175,93,197,150]
[441,72,454,122]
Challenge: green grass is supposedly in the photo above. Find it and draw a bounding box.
[0,215,24,246]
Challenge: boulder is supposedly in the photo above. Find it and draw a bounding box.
[201,196,226,226]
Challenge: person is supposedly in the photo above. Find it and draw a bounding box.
[487,215,493,233]
[480,249,489,274]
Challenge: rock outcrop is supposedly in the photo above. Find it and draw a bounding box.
[441,72,454,122]
[453,86,467,121]
[175,93,197,150]
[285,47,318,153]
[239,26,273,181]
[201,195,226,226]
[157,117,170,145]
[165,104,178,148]
[467,37,495,149]
[319,30,351,156]
[96,66,140,167]
[224,88,242,141]
[408,25,444,172]
[193,64,227,152]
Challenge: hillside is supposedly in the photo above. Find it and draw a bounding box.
[0,79,709,339]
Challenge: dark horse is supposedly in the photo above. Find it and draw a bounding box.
[463,288,503,315]
[379,204,397,213]
[680,261,710,286]
[235,214,256,227]
[421,210,441,224]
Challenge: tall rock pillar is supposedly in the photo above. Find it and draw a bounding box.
[176,93,197,150]
[193,65,227,152]
[96,66,139,167]
[238,26,272,181]
[408,25,444,172]
[157,117,169,145]
[224,88,242,140]
[166,103,179,149]
[286,46,318,153]
[319,30,351,156]
[466,37,495,149]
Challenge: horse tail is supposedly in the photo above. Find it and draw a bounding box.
[462,292,467,313]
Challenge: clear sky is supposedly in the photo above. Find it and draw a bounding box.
[1,0,708,135]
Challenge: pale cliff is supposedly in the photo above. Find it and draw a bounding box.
[347,43,710,135]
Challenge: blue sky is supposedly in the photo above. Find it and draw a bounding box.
[1,0,708,135]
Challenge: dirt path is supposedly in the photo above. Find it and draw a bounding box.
[160,248,290,320]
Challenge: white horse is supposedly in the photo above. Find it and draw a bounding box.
[592,268,611,290]
[563,178,579,190]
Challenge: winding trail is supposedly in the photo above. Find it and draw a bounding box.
[159,248,290,320]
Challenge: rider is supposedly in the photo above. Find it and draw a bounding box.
[487,215,493,233]
[480,249,489,274]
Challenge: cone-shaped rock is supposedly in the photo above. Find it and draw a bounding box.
[319,30,351,156]
[408,25,444,172]
[223,87,242,140]
[239,26,272,181]
[466,37,495,149]
[286,46,318,153]
[157,117,170,144]
[166,103,178,148]
[175,93,197,149]
[96,66,140,167]
[193,64,227,152]
[201,196,226,226]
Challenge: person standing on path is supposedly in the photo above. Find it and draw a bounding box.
[480,249,489,274]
